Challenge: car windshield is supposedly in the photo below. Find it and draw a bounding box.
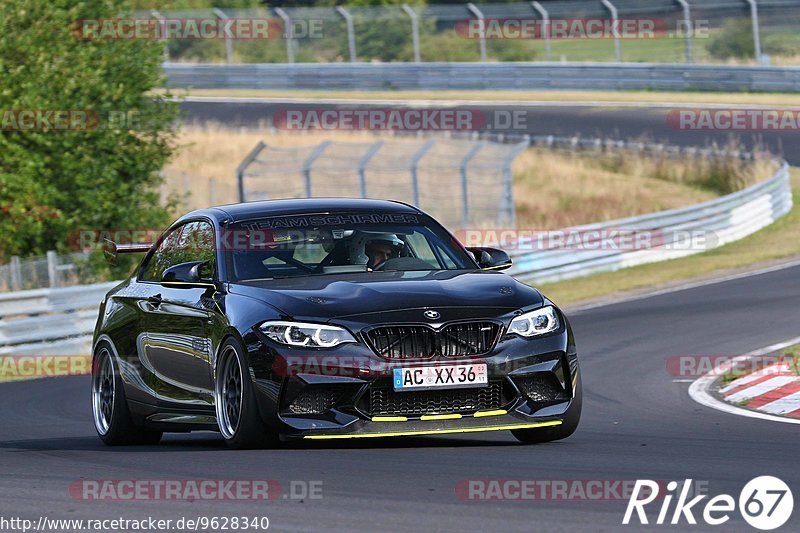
[225,213,474,281]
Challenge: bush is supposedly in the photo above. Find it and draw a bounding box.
[707,18,755,60]
[354,13,417,62]
[0,0,179,263]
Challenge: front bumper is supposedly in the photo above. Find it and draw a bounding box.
[247,319,580,440]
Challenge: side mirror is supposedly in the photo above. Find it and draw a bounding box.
[102,238,152,266]
[161,261,214,287]
[466,247,513,271]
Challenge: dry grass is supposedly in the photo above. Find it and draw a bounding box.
[162,88,800,107]
[163,125,395,208]
[165,125,768,228]
[539,168,800,308]
[511,149,728,229]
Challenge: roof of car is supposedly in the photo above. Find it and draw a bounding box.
[179,197,423,224]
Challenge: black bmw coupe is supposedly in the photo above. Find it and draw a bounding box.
[92,198,581,448]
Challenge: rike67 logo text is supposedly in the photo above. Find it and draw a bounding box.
[624,477,793,530]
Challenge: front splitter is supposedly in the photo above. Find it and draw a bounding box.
[302,419,562,440]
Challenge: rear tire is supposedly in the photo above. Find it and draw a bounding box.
[214,337,278,449]
[92,343,163,446]
[512,372,582,444]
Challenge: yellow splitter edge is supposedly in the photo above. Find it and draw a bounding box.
[303,420,562,440]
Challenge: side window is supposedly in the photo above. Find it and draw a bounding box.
[175,221,217,279]
[140,221,216,282]
[405,232,438,267]
[434,243,458,269]
[140,227,181,282]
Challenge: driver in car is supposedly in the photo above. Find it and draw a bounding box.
[351,233,404,270]
[366,240,396,269]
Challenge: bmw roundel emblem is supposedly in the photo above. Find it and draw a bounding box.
[424,310,440,320]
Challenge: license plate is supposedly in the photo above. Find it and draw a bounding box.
[393,363,488,391]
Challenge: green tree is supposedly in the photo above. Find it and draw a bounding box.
[0,0,178,262]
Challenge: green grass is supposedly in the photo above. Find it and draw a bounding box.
[719,345,800,388]
[784,346,800,376]
[720,372,749,387]
[542,35,691,63]
[537,168,800,308]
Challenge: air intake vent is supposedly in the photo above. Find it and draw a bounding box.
[287,386,345,415]
[514,374,568,403]
[367,381,504,416]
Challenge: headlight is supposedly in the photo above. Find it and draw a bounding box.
[259,321,357,348]
[508,306,560,338]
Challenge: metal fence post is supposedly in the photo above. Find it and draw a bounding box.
[466,3,487,62]
[236,141,267,202]
[531,2,552,61]
[358,141,384,198]
[745,0,762,62]
[402,4,421,63]
[9,256,21,291]
[459,142,484,227]
[46,251,59,288]
[302,141,332,197]
[336,6,357,63]
[675,0,693,63]
[213,8,234,64]
[151,10,169,62]
[601,0,621,62]
[209,178,217,206]
[274,7,295,64]
[409,140,435,207]
[501,140,529,226]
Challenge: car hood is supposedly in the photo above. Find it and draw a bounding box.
[228,270,543,321]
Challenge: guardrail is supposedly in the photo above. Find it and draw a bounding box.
[164,62,800,92]
[508,161,792,285]
[0,282,117,356]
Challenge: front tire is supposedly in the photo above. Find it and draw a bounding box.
[92,343,162,446]
[214,337,277,449]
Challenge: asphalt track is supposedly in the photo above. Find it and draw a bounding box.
[0,100,797,531]
[179,99,800,165]
[1,263,798,532]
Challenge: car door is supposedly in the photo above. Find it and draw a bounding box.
[140,220,220,407]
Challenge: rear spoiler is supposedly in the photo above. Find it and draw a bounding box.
[103,238,153,265]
